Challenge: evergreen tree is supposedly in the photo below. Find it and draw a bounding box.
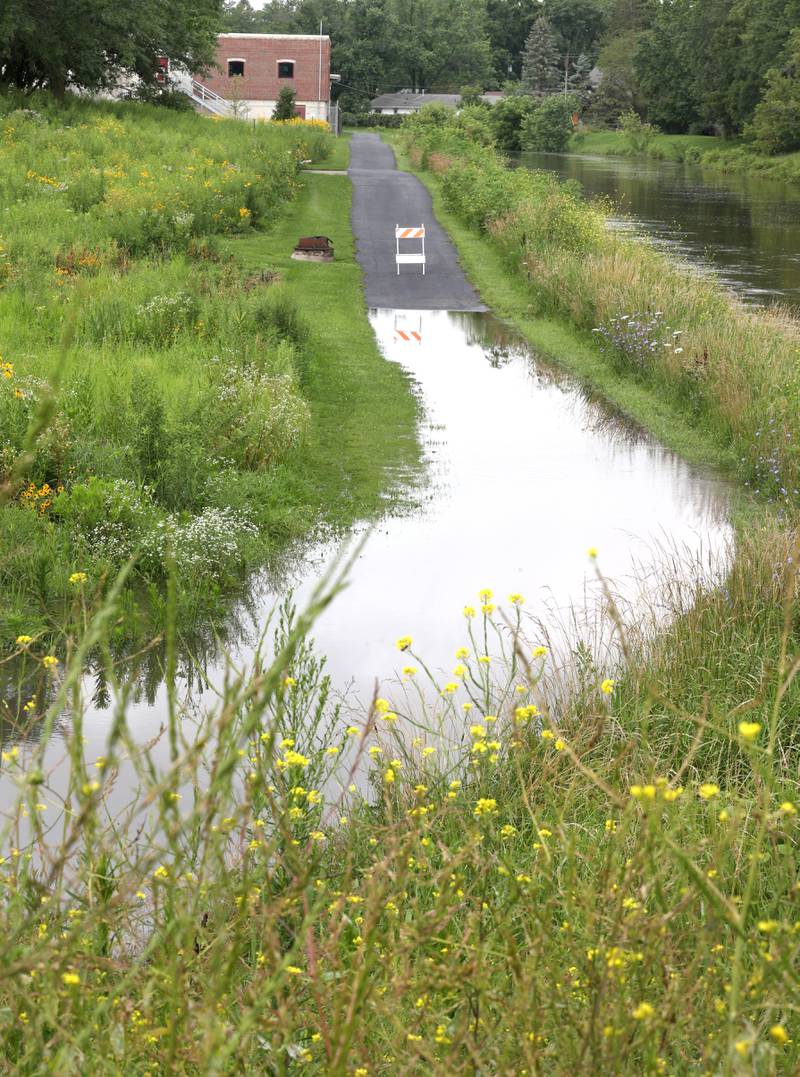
[568,51,593,108]
[272,86,297,119]
[520,15,561,96]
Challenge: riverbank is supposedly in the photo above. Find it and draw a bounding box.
[2,110,800,1075]
[0,100,419,641]
[390,117,800,519]
[568,129,800,184]
[382,133,743,490]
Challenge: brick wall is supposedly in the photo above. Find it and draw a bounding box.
[198,34,331,105]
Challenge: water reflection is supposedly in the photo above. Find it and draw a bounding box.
[514,151,800,306]
[0,310,733,817]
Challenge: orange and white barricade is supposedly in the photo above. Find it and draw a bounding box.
[395,224,426,275]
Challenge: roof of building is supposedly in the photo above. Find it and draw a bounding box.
[218,33,330,40]
[370,92,460,110]
[370,91,506,110]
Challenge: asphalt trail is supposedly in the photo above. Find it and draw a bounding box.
[349,133,486,311]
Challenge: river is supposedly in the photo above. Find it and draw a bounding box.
[515,150,800,306]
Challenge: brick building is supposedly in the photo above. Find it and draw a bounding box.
[194,34,332,121]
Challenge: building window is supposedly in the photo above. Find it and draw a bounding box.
[277,60,295,79]
[227,59,245,77]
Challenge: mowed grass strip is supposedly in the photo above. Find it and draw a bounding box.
[221,169,421,528]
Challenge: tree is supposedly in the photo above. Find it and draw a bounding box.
[587,70,635,126]
[487,93,537,149]
[746,28,800,154]
[228,75,250,119]
[618,108,658,153]
[520,16,561,96]
[542,0,606,95]
[272,86,297,120]
[634,11,700,132]
[568,52,593,108]
[460,84,487,106]
[0,0,223,99]
[486,0,540,84]
[520,93,578,151]
[588,30,644,124]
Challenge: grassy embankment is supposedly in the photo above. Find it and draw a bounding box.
[303,129,352,170]
[387,120,800,512]
[1,121,800,1072]
[0,102,418,641]
[567,129,800,184]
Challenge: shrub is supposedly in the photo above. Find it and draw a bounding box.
[210,367,309,470]
[53,477,160,563]
[342,112,404,128]
[272,86,297,121]
[618,109,660,154]
[487,94,537,150]
[520,94,579,152]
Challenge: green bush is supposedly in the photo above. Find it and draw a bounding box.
[520,94,579,152]
[53,477,160,562]
[745,28,800,155]
[272,86,297,121]
[618,109,660,154]
[487,95,537,150]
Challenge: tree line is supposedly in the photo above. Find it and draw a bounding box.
[221,0,800,147]
[1,0,798,152]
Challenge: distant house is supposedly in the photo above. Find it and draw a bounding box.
[184,33,334,122]
[369,91,505,115]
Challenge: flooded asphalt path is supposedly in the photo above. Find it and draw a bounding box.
[349,133,486,311]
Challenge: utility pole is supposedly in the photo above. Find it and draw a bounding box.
[318,18,323,117]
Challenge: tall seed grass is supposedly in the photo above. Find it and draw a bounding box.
[0,94,334,637]
[403,117,800,506]
[0,539,798,1073]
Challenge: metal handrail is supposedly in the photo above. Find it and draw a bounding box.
[190,79,232,114]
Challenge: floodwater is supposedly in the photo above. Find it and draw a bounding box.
[1,308,733,826]
[516,150,800,306]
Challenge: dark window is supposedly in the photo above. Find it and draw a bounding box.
[278,61,295,78]
[228,60,245,77]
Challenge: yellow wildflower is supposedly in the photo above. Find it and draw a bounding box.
[68,572,87,585]
[601,678,615,695]
[769,1025,790,1045]
[698,783,720,800]
[632,1002,654,1020]
[396,635,412,651]
[738,721,761,742]
[15,635,33,646]
[62,972,80,986]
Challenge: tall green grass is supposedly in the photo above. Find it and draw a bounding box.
[0,535,798,1072]
[401,115,800,512]
[0,96,411,640]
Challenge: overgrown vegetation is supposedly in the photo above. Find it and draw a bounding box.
[0,95,417,641]
[402,109,800,506]
[1,532,799,1070]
